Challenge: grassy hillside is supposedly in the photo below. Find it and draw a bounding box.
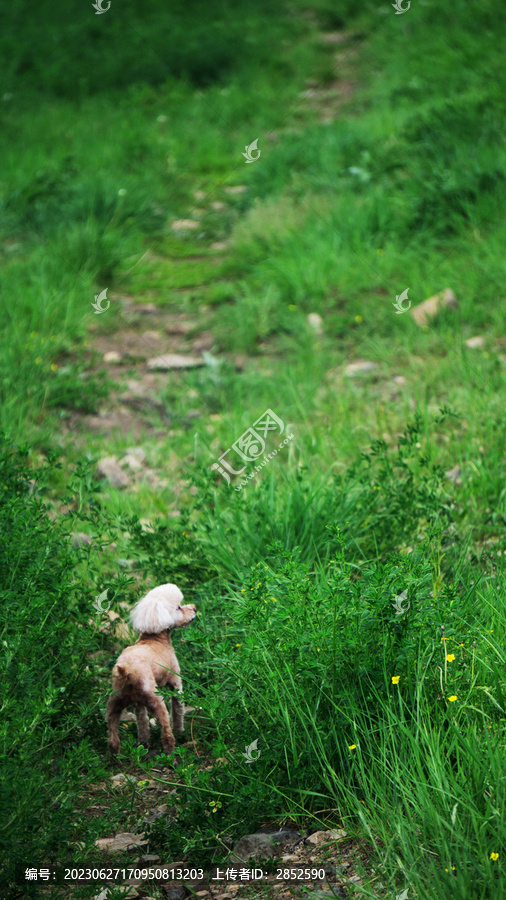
[1,0,505,898]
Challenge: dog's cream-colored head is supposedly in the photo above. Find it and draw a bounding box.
[130,583,195,634]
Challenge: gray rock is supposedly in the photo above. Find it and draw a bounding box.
[307,828,347,845]
[229,829,302,866]
[147,354,204,370]
[445,465,462,484]
[72,532,92,548]
[103,351,122,364]
[135,304,158,315]
[164,886,186,900]
[307,312,323,333]
[96,457,129,488]
[120,447,147,470]
[344,360,377,377]
[411,288,458,327]
[95,832,147,852]
[465,335,485,349]
[136,854,160,866]
[171,219,199,231]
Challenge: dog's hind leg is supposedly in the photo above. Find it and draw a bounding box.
[171,692,185,735]
[145,693,175,753]
[135,705,150,747]
[107,694,124,754]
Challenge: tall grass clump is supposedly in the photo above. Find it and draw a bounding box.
[158,529,505,898]
[189,414,455,580]
[0,436,106,894]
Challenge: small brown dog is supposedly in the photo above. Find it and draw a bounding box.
[106,583,197,755]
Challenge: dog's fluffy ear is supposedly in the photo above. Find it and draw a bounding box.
[130,583,185,633]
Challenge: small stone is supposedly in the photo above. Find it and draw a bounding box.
[135,303,158,315]
[147,354,204,370]
[125,447,146,464]
[103,351,122,364]
[142,330,162,344]
[137,856,160,867]
[192,333,214,351]
[164,886,186,900]
[393,375,406,386]
[234,355,247,370]
[410,288,458,327]
[101,610,131,640]
[72,532,92,548]
[224,185,247,194]
[96,457,129,488]
[307,828,346,845]
[95,832,147,853]
[210,241,229,251]
[165,320,193,335]
[465,335,485,349]
[171,219,199,231]
[229,830,301,866]
[139,518,156,533]
[121,454,143,470]
[110,773,137,788]
[211,201,226,211]
[319,32,348,44]
[307,312,323,333]
[193,190,206,201]
[445,465,462,484]
[344,360,377,377]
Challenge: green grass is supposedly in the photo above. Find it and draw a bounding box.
[1,0,506,897]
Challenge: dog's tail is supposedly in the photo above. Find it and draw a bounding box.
[114,664,130,689]
[130,582,185,634]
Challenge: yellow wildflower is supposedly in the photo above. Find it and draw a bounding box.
[348,744,357,750]
[448,695,457,702]
[447,654,455,662]
[392,676,400,685]
[490,853,499,861]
